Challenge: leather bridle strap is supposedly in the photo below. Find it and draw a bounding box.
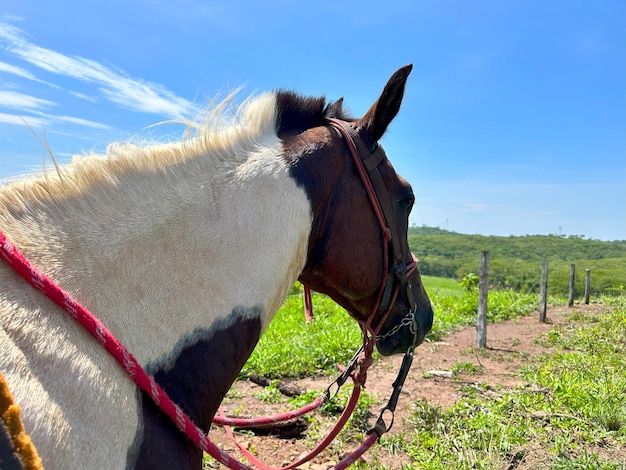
[325,118,417,335]
[326,119,404,266]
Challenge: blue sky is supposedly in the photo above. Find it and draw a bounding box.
[1,1,624,241]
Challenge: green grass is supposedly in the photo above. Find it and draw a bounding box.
[422,275,464,297]
[423,287,539,342]
[243,278,539,377]
[241,287,362,378]
[360,297,626,470]
[224,282,626,469]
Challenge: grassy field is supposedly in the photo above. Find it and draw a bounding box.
[421,275,465,297]
[242,277,538,377]
[363,296,626,470]
[231,279,626,469]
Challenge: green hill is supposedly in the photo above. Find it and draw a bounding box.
[408,226,626,296]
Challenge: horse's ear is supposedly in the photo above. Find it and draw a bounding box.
[324,97,345,118]
[361,64,413,142]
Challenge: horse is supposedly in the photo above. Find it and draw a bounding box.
[0,65,433,469]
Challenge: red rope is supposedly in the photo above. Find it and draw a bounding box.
[219,385,362,470]
[333,432,379,470]
[213,394,323,427]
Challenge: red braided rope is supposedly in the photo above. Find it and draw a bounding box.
[213,394,324,427]
[219,385,362,470]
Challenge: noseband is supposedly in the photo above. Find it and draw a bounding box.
[321,118,418,342]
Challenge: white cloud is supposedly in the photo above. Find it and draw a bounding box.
[69,91,98,103]
[0,85,110,129]
[0,60,36,80]
[52,115,111,130]
[0,112,48,127]
[0,22,195,119]
[0,90,56,110]
[0,102,111,130]
[0,60,61,88]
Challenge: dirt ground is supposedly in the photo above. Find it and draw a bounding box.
[208,303,622,469]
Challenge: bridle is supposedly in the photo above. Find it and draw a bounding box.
[0,118,422,469]
[304,118,419,351]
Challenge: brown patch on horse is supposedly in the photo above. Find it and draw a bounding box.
[0,373,43,470]
[129,312,263,470]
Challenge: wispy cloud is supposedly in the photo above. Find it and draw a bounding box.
[0,112,48,127]
[0,60,61,88]
[0,92,113,133]
[69,91,98,103]
[0,90,111,129]
[51,115,111,130]
[0,90,56,110]
[0,60,37,80]
[0,21,195,120]
[0,110,111,130]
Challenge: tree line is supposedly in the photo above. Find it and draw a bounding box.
[408,226,626,296]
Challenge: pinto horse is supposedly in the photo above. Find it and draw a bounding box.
[0,65,433,469]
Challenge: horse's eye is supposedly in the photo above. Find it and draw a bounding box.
[399,194,414,213]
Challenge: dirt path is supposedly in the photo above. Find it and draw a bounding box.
[207,303,614,469]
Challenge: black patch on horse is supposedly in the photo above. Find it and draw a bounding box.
[127,308,263,470]
[0,422,24,470]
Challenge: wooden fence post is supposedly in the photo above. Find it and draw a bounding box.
[584,269,591,305]
[476,251,489,348]
[539,260,548,322]
[568,263,576,307]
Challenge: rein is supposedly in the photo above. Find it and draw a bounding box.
[0,118,420,469]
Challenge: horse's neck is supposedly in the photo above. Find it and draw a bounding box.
[2,145,312,369]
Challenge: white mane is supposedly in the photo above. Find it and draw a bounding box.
[0,92,278,213]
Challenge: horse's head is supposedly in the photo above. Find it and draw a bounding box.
[281,65,433,356]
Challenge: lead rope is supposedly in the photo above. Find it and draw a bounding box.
[217,322,418,470]
[220,385,362,470]
[214,345,364,428]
